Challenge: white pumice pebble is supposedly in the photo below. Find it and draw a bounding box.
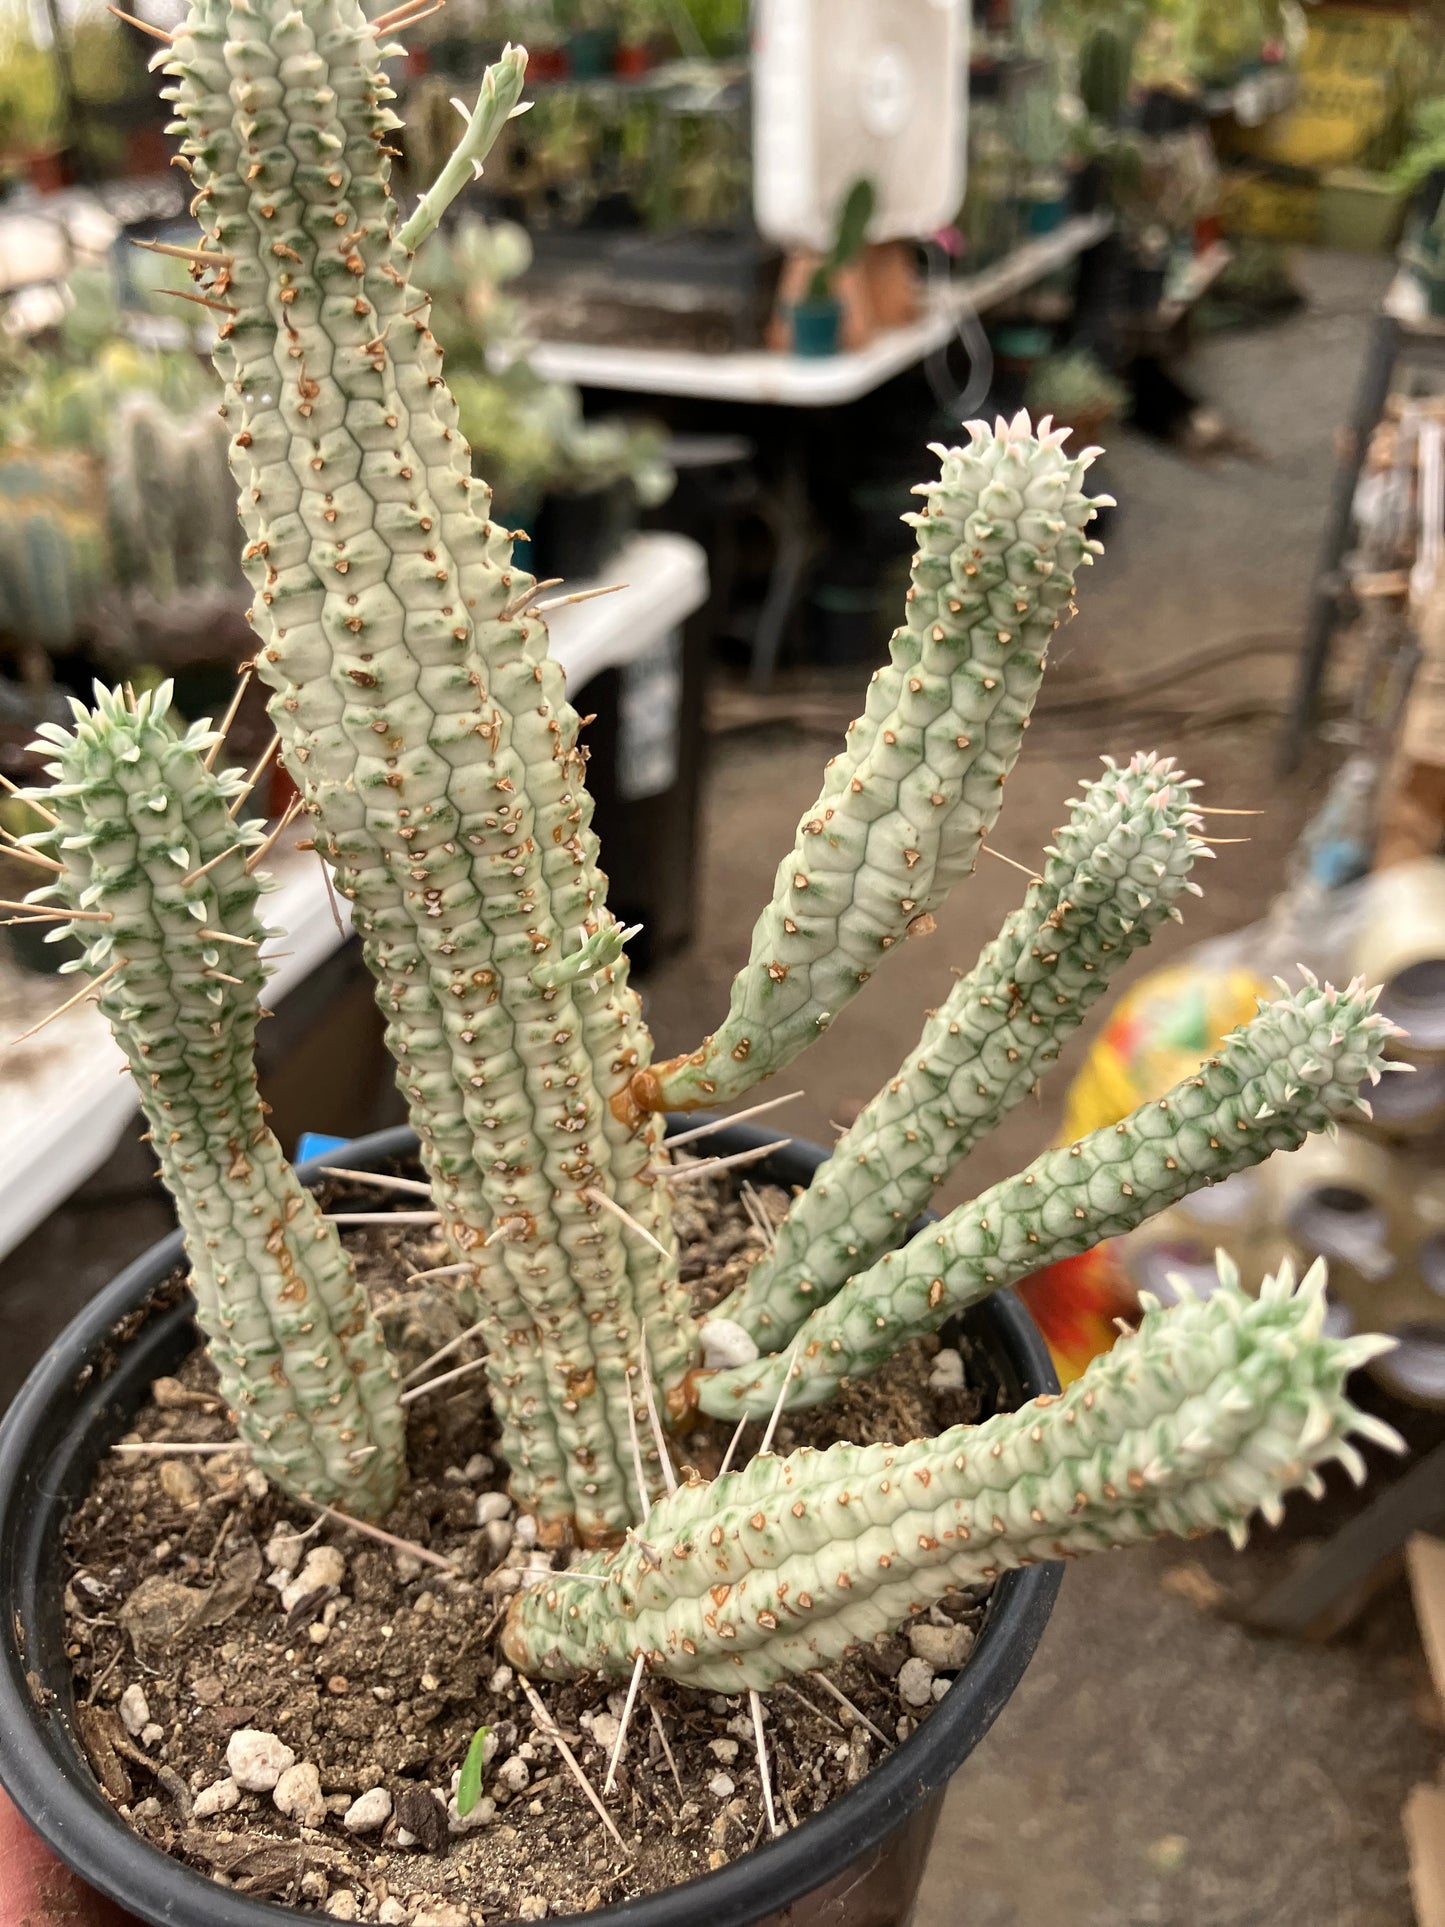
[908,1621,975,1670]
[265,1527,308,1572]
[280,1545,346,1612]
[495,1755,530,1793]
[378,1903,407,1925]
[513,1514,538,1549]
[343,1787,393,1834]
[226,1728,296,1793]
[489,1665,514,1694]
[707,1738,739,1764]
[483,1519,513,1560]
[464,1454,493,1481]
[447,1790,497,1835]
[588,1711,621,1753]
[474,1492,512,1526]
[699,1318,760,1371]
[273,1760,326,1827]
[707,1773,736,1799]
[118,1684,150,1736]
[897,1657,936,1708]
[140,1723,165,1750]
[192,1777,240,1819]
[927,1347,965,1390]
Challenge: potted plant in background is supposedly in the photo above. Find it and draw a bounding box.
[1025,349,1131,447]
[0,19,1409,1927]
[560,0,619,81]
[788,175,877,357]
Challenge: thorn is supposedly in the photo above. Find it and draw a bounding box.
[10,958,123,1044]
[517,1677,626,1850]
[648,1703,684,1800]
[0,898,109,921]
[1192,808,1264,817]
[315,1164,433,1198]
[298,1495,457,1573]
[534,582,628,614]
[316,850,348,940]
[112,1439,246,1455]
[582,1187,671,1262]
[758,1334,804,1458]
[107,3,171,40]
[810,1673,892,1747]
[750,1689,781,1838]
[623,1367,653,1521]
[497,578,563,623]
[179,842,247,889]
[636,1347,677,1497]
[405,1262,474,1286]
[370,0,444,29]
[244,797,305,874]
[717,1413,749,1481]
[398,1353,490,1405]
[1207,837,1253,846]
[0,772,58,823]
[665,1091,806,1152]
[156,287,238,316]
[132,237,235,268]
[603,1651,647,1797]
[324,1210,443,1226]
[0,827,63,872]
[204,665,255,770]
[659,1139,793,1185]
[202,967,246,986]
[980,843,1043,884]
[229,730,282,816]
[401,1315,490,1387]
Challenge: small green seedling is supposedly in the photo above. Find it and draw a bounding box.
[456,1724,491,1819]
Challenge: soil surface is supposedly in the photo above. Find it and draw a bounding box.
[63,1165,996,1923]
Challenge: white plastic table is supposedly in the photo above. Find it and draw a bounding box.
[0,531,708,1260]
[513,214,1114,408]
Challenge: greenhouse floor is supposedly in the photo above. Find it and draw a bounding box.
[1,249,1439,1924]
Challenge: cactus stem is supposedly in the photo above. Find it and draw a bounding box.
[664,1091,806,1152]
[228,730,282,816]
[658,1139,793,1185]
[107,3,171,40]
[584,1186,674,1263]
[398,1353,491,1405]
[603,1650,648,1795]
[9,958,123,1045]
[0,772,58,823]
[203,666,254,772]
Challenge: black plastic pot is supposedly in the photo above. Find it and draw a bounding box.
[0,1124,1062,1927]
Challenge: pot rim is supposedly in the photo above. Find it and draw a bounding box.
[0,1122,1062,1927]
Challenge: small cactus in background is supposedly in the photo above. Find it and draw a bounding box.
[0,452,108,658]
[16,1,1403,1697]
[107,391,240,601]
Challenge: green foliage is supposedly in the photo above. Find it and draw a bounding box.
[805,177,877,305]
[1025,351,1130,430]
[456,1726,491,1818]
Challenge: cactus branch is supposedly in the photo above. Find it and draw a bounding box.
[396,44,528,251]
[715,753,1205,1350]
[24,684,405,1514]
[627,417,1107,1121]
[505,1257,1401,1689]
[701,978,1395,1418]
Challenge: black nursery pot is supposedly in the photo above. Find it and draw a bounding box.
[0,1123,1062,1927]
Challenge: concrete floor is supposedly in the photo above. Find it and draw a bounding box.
[2,250,1439,1921]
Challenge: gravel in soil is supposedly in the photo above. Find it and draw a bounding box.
[62,1165,1002,1924]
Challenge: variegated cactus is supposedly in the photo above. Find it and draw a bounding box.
[10,1,1404,1693]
